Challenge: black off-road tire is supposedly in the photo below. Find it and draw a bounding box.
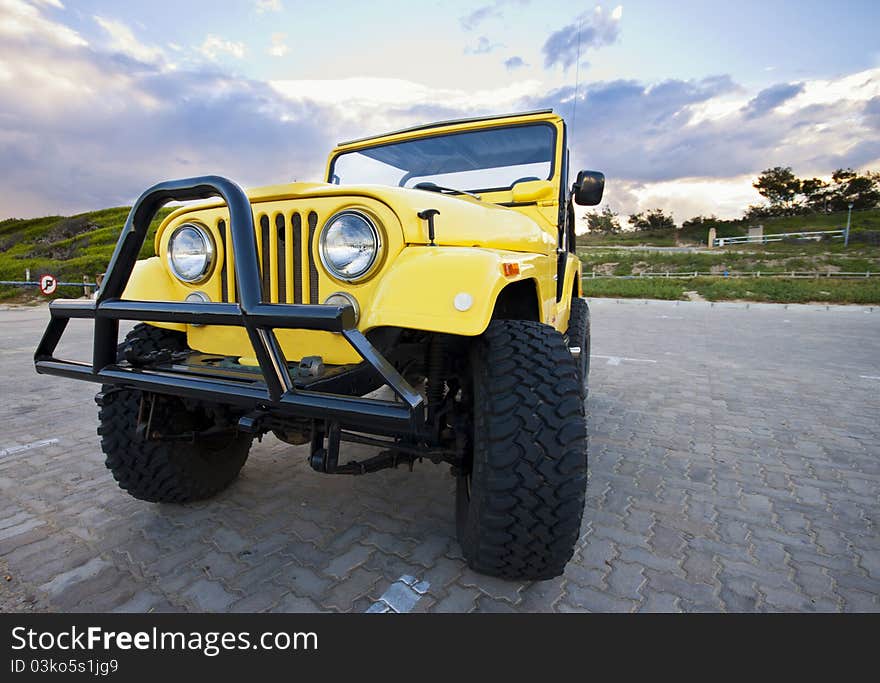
[456,320,588,580]
[565,297,591,398]
[97,323,252,503]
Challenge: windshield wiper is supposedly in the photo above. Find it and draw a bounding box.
[413,182,481,200]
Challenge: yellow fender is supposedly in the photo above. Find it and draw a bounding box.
[562,253,583,299]
[362,246,551,336]
[121,257,186,333]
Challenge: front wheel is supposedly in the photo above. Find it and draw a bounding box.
[97,324,252,503]
[455,320,588,580]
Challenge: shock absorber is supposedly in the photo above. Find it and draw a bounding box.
[426,334,447,426]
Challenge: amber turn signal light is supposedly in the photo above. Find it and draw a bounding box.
[502,262,520,277]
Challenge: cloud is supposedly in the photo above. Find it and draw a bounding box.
[865,96,880,130]
[94,16,166,65]
[543,5,622,70]
[742,82,804,119]
[460,4,499,30]
[505,56,526,70]
[198,34,245,60]
[269,77,543,135]
[1,0,879,227]
[0,2,331,217]
[528,69,880,220]
[460,1,527,30]
[0,0,85,48]
[268,32,288,57]
[466,36,502,55]
[255,0,282,13]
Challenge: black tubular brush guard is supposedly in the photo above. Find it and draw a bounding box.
[34,176,425,437]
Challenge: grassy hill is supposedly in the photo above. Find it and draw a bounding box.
[0,207,172,300]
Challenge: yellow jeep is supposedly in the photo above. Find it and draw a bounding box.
[35,109,604,580]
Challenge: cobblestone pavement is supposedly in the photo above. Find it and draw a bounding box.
[1,300,878,612]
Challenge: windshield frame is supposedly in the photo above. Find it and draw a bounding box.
[326,121,559,196]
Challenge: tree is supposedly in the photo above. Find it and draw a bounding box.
[681,215,719,230]
[799,177,830,212]
[629,208,676,231]
[583,207,621,234]
[753,166,801,210]
[748,166,880,216]
[827,168,880,211]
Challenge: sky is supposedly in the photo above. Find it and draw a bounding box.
[1,0,879,230]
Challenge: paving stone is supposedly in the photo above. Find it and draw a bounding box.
[517,576,565,612]
[111,589,179,613]
[38,556,113,598]
[227,583,290,613]
[324,544,374,580]
[605,561,647,601]
[373,578,423,613]
[564,583,636,613]
[458,569,524,604]
[181,579,239,611]
[199,550,244,582]
[432,584,481,613]
[271,594,325,613]
[637,589,682,613]
[322,567,382,612]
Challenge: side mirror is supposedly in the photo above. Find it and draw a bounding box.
[572,170,605,206]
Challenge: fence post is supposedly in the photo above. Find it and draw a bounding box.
[82,275,91,298]
[25,268,30,282]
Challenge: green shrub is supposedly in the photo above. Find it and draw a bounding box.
[691,277,880,304]
[582,277,687,300]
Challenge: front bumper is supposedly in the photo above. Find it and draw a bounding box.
[34,176,424,436]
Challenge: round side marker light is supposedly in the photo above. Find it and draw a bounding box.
[454,292,473,312]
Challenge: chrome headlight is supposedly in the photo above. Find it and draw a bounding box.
[167,223,215,283]
[319,210,381,281]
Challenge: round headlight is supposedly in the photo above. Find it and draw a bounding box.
[168,223,215,283]
[319,210,381,281]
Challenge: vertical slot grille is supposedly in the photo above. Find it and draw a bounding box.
[276,214,286,304]
[259,215,271,300]
[217,209,320,305]
[307,211,319,304]
[218,219,228,302]
[292,212,303,304]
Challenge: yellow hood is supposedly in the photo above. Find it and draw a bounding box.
[240,182,555,254]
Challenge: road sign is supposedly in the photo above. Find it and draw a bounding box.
[38,274,57,295]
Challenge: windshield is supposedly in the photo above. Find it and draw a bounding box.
[329,123,556,194]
